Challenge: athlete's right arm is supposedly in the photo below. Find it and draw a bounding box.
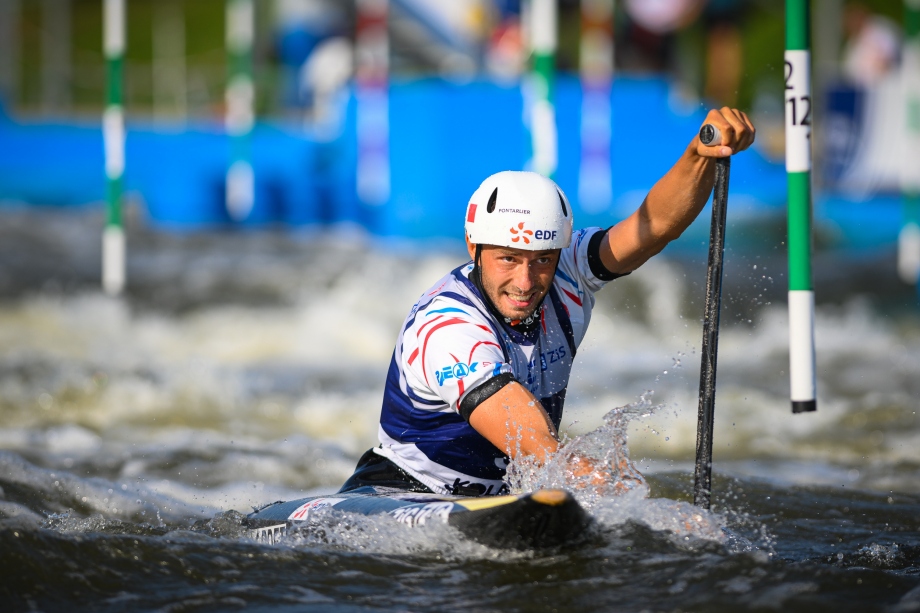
[597,107,755,275]
[467,381,616,487]
[467,381,560,463]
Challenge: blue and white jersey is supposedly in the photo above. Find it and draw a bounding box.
[375,228,617,495]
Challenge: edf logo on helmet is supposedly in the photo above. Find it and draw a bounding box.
[510,222,533,244]
[509,222,558,245]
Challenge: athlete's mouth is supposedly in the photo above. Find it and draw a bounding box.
[503,291,537,308]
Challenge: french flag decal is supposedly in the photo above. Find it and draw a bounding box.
[467,204,477,223]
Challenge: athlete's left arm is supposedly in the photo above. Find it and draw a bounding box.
[596,107,755,275]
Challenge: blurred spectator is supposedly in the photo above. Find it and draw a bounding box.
[617,0,750,108]
[703,0,748,107]
[485,0,524,80]
[301,36,353,133]
[841,1,900,88]
[620,0,703,73]
[273,0,347,110]
[823,3,904,195]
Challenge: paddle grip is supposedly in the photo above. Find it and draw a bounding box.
[699,124,722,146]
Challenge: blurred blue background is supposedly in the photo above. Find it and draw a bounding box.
[0,0,912,253]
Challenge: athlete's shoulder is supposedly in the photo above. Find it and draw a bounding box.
[414,263,475,307]
[558,227,601,271]
[556,227,614,295]
[404,263,490,328]
[568,227,601,253]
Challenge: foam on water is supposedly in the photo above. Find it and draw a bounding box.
[1,230,919,544]
[237,391,736,558]
[2,217,919,611]
[563,269,920,492]
[506,394,658,502]
[503,393,731,548]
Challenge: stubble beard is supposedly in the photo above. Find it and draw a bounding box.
[480,273,546,322]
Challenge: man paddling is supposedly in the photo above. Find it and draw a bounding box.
[340,107,755,496]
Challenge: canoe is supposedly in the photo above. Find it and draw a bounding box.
[245,486,591,550]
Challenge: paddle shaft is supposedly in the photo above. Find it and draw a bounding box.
[693,125,730,510]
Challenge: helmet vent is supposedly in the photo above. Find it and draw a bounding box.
[557,189,568,217]
[486,187,498,213]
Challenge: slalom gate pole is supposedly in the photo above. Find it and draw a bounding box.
[102,0,125,296]
[785,0,817,413]
[692,124,730,510]
[578,0,614,211]
[225,0,255,221]
[355,0,390,206]
[900,0,920,286]
[529,0,557,177]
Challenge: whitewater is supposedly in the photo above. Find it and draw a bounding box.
[1,208,918,612]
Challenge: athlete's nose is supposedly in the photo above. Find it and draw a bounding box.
[512,261,537,293]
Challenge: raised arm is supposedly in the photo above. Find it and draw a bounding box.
[598,107,756,275]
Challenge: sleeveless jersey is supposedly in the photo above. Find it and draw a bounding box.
[375,227,615,495]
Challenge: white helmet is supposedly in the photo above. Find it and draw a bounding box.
[464,171,573,250]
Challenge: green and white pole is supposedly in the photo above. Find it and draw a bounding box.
[785,0,816,413]
[102,0,125,296]
[529,0,557,177]
[899,0,920,285]
[225,0,255,221]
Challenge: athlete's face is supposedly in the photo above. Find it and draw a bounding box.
[466,238,559,321]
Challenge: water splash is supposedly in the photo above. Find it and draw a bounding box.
[43,511,168,537]
[506,393,661,506]
[831,542,920,570]
[503,393,732,545]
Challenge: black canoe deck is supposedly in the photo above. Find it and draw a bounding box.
[245,486,591,550]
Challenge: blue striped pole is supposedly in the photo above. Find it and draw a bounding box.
[578,0,614,213]
[102,0,125,296]
[355,0,390,206]
[225,0,255,221]
[785,0,817,413]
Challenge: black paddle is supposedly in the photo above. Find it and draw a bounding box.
[692,124,730,510]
